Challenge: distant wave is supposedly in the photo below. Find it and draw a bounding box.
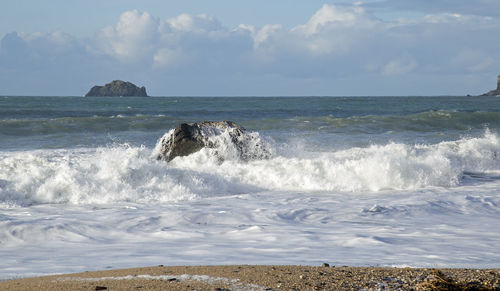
[2,129,500,206]
[2,110,500,137]
[326,110,500,131]
[0,115,177,136]
[246,110,500,133]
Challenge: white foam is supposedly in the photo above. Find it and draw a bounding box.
[0,182,499,279]
[2,131,500,206]
[1,131,500,279]
[0,145,196,205]
[170,130,500,192]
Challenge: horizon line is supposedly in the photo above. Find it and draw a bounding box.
[0,94,478,98]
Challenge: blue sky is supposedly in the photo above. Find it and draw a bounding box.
[1,0,499,96]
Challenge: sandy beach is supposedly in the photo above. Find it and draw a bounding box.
[1,265,499,290]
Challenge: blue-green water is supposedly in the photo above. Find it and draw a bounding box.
[1,96,499,150]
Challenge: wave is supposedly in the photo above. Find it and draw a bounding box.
[336,110,500,132]
[168,129,500,192]
[2,110,500,137]
[1,129,500,206]
[246,110,500,132]
[0,115,178,136]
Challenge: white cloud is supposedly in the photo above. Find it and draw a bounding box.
[249,4,381,57]
[93,10,231,66]
[253,24,283,49]
[88,5,500,72]
[153,47,186,68]
[370,0,500,17]
[2,4,500,96]
[15,31,78,55]
[96,10,159,61]
[382,57,418,76]
[292,4,373,35]
[167,13,222,33]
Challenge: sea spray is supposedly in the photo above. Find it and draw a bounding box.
[0,146,196,206]
[1,130,500,206]
[169,129,500,192]
[154,121,273,162]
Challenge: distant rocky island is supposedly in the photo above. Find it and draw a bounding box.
[481,75,500,96]
[85,80,148,97]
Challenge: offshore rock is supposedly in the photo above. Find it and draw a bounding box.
[481,75,500,96]
[156,121,271,162]
[85,80,147,97]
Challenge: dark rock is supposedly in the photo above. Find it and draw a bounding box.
[482,89,500,96]
[156,121,270,162]
[481,75,500,96]
[85,80,147,97]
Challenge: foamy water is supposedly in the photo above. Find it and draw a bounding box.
[1,96,500,279]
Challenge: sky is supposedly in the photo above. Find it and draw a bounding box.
[1,0,499,96]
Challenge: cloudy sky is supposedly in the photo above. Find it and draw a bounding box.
[1,0,499,96]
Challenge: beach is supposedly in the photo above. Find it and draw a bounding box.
[1,265,499,290]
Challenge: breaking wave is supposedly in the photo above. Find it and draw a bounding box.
[1,129,500,206]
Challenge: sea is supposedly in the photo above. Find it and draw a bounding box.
[1,96,500,279]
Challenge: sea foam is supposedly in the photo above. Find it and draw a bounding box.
[1,130,500,206]
[168,129,500,192]
[0,146,196,206]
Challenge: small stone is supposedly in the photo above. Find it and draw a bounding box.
[322,263,330,267]
[95,287,108,291]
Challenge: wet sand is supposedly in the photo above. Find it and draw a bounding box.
[1,265,499,290]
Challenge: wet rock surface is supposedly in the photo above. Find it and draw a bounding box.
[156,121,270,162]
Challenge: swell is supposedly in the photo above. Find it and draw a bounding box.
[246,110,500,132]
[0,115,178,136]
[2,110,500,137]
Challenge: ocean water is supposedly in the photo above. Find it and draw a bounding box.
[1,96,500,279]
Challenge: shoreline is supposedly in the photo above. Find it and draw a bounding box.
[1,265,499,290]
